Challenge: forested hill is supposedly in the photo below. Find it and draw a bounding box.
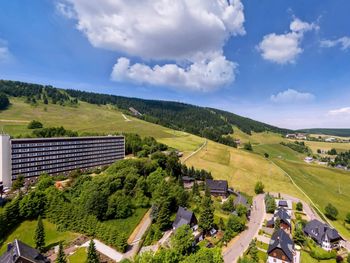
[297,128,350,137]
[0,80,291,146]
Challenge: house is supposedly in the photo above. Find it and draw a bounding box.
[233,193,251,217]
[325,137,336,142]
[276,199,292,210]
[286,134,297,139]
[206,179,228,197]
[267,229,299,263]
[296,133,307,140]
[267,208,292,233]
[0,239,50,263]
[234,139,241,146]
[303,219,343,251]
[172,207,198,230]
[182,176,195,189]
[304,157,313,163]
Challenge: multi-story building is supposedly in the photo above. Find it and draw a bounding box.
[0,134,125,187]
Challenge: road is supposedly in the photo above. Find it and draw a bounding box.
[223,194,265,263]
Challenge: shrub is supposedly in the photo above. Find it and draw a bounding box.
[28,120,43,129]
[296,202,303,211]
[254,181,264,194]
[325,203,338,220]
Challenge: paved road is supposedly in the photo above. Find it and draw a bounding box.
[223,194,265,263]
[124,209,152,259]
[82,239,124,262]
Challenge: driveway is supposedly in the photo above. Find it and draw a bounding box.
[222,194,265,263]
[81,239,123,262]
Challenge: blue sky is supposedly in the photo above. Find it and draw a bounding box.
[0,0,349,129]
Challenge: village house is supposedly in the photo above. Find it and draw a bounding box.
[303,219,344,251]
[181,176,195,189]
[0,239,50,263]
[267,229,299,263]
[267,207,292,234]
[172,207,202,243]
[206,179,228,197]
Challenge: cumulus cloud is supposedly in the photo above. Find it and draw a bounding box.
[0,39,11,62]
[328,107,350,116]
[257,18,318,64]
[270,89,315,103]
[61,0,246,91]
[111,56,236,92]
[320,37,350,51]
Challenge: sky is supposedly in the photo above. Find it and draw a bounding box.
[0,0,349,129]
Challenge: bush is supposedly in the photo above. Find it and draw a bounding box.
[0,92,10,110]
[325,203,338,220]
[254,181,264,194]
[244,142,253,151]
[296,202,303,211]
[28,120,43,129]
[265,194,276,213]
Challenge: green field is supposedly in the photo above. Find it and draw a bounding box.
[300,251,335,263]
[0,219,78,254]
[67,247,87,263]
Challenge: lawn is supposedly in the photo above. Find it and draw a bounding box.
[67,247,87,263]
[300,251,335,263]
[304,140,350,154]
[232,127,286,145]
[0,219,78,254]
[101,207,148,238]
[254,143,305,162]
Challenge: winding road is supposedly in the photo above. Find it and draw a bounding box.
[223,194,265,263]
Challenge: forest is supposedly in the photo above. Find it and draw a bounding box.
[0,80,292,147]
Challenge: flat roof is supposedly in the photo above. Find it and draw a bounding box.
[11,135,124,142]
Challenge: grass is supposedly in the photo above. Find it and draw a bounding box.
[67,247,87,263]
[184,140,303,198]
[232,127,286,145]
[300,251,335,263]
[0,219,78,254]
[303,140,350,154]
[101,208,148,238]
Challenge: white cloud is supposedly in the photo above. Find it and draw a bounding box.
[270,89,315,103]
[111,56,236,92]
[0,39,11,62]
[328,107,350,116]
[62,0,246,91]
[56,2,76,19]
[320,37,350,51]
[257,17,318,64]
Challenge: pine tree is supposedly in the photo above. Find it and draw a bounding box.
[34,216,45,252]
[248,239,259,263]
[56,242,66,263]
[192,180,199,196]
[86,240,99,263]
[274,218,281,232]
[199,195,214,234]
[156,200,171,231]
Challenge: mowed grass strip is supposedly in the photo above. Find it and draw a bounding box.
[0,219,78,254]
[67,247,87,263]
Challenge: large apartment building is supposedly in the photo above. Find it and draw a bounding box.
[0,134,125,187]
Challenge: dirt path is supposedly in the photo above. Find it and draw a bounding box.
[0,119,29,123]
[182,139,207,164]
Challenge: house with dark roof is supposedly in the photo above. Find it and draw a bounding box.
[0,239,50,263]
[182,176,195,189]
[206,179,228,197]
[172,207,198,230]
[233,193,251,217]
[303,219,344,251]
[267,229,299,263]
[266,207,292,233]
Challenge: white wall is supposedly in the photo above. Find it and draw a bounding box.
[0,135,11,187]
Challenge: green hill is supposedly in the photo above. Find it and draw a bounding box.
[0,80,292,147]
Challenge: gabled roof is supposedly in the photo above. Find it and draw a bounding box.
[268,229,294,262]
[182,176,195,182]
[233,194,249,209]
[206,179,228,192]
[304,219,343,244]
[0,239,50,263]
[172,207,197,230]
[278,200,288,207]
[266,208,291,228]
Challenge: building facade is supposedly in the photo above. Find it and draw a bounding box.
[0,134,125,187]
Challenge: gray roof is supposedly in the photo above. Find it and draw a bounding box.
[206,179,228,193]
[268,229,294,262]
[172,207,197,230]
[304,219,343,245]
[0,239,50,263]
[182,176,195,182]
[278,200,288,207]
[233,194,249,209]
[266,208,291,228]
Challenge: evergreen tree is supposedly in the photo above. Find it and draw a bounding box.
[192,180,200,196]
[156,200,171,231]
[248,239,259,263]
[199,195,214,234]
[34,216,45,252]
[86,240,99,263]
[56,242,66,263]
[274,218,281,232]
